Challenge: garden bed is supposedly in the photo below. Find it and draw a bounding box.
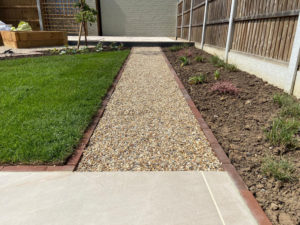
[0,50,129,165]
[164,46,300,225]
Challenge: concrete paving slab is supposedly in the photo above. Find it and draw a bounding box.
[203,172,258,225]
[68,36,187,43]
[0,172,257,225]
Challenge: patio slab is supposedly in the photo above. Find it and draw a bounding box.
[0,171,257,225]
[68,36,187,42]
[68,36,191,47]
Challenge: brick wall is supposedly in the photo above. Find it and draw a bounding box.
[100,0,177,36]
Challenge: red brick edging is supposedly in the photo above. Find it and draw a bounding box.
[0,49,132,172]
[161,48,272,225]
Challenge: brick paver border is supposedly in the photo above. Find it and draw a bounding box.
[0,50,132,172]
[161,48,272,225]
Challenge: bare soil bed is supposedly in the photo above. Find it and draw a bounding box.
[164,46,300,225]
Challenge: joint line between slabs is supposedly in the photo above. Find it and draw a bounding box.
[201,171,226,225]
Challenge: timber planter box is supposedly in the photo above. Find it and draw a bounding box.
[0,31,68,48]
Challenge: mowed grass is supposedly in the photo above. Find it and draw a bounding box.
[0,50,129,164]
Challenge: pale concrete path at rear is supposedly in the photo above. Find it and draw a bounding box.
[0,172,257,225]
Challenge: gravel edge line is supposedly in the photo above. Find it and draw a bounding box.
[161,48,272,225]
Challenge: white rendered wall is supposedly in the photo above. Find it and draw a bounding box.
[100,0,177,37]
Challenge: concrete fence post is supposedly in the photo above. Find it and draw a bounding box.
[181,0,185,39]
[225,0,237,62]
[288,13,300,95]
[36,0,44,30]
[188,0,194,41]
[201,0,209,49]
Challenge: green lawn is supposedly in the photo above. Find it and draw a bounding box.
[0,50,129,165]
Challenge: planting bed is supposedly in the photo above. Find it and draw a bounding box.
[164,46,300,225]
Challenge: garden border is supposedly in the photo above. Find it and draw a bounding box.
[0,49,132,172]
[161,48,272,225]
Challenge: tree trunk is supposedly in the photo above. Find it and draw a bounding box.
[77,21,83,49]
[83,22,88,47]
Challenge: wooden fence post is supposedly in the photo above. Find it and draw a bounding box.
[36,0,44,30]
[175,2,178,39]
[181,0,185,38]
[188,0,194,41]
[201,0,209,49]
[288,13,300,94]
[225,0,237,62]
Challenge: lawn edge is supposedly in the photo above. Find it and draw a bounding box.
[161,48,272,225]
[0,49,132,172]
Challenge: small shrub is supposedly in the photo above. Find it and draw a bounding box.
[209,55,237,71]
[210,55,224,67]
[273,93,300,118]
[195,56,205,63]
[214,70,220,80]
[169,45,184,52]
[95,42,103,52]
[262,157,297,182]
[273,93,294,107]
[224,63,238,72]
[81,46,90,53]
[211,81,239,95]
[188,74,207,85]
[179,56,190,67]
[169,44,189,52]
[109,42,123,51]
[266,118,299,148]
[177,49,193,58]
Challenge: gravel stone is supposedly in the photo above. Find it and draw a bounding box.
[77,47,221,171]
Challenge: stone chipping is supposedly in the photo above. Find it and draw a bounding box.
[77,47,221,171]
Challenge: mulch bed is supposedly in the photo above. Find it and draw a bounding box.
[164,46,300,225]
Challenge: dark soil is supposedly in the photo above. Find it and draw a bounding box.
[164,46,300,225]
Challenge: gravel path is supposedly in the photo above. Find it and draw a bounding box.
[77,47,221,171]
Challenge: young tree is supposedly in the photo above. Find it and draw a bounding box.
[74,0,97,49]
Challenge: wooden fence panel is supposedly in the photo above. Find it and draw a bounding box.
[205,23,228,47]
[207,0,232,22]
[236,0,300,18]
[177,0,299,62]
[190,4,205,43]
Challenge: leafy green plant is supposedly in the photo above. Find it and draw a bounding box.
[224,63,238,72]
[262,157,297,182]
[169,44,190,52]
[210,55,224,67]
[266,118,299,148]
[273,93,293,107]
[95,42,103,52]
[195,56,205,63]
[179,56,190,67]
[74,0,97,49]
[109,42,124,51]
[209,55,237,71]
[273,93,300,118]
[214,70,220,80]
[188,74,207,84]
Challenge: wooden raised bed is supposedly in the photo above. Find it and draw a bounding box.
[0,31,68,48]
